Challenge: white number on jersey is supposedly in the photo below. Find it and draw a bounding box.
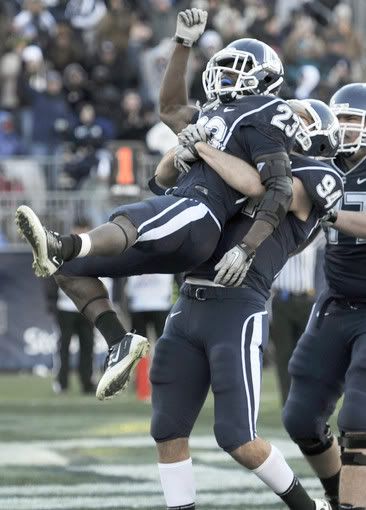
[270,103,299,138]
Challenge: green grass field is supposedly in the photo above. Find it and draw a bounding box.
[0,369,325,510]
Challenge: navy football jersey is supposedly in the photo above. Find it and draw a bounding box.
[172,95,297,226]
[324,155,366,297]
[187,154,343,298]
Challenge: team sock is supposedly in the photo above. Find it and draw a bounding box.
[60,233,91,261]
[320,471,340,506]
[252,445,314,509]
[95,310,127,348]
[158,458,195,509]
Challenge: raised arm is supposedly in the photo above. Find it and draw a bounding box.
[159,9,207,134]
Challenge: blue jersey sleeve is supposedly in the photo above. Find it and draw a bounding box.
[292,164,344,215]
[240,99,297,162]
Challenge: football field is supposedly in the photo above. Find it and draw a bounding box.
[0,369,327,510]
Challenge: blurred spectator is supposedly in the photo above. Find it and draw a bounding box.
[13,0,57,48]
[0,111,25,156]
[140,37,173,106]
[63,63,92,114]
[0,45,22,110]
[324,3,363,75]
[117,90,156,142]
[283,13,326,94]
[93,39,138,92]
[96,0,135,53]
[17,45,48,149]
[30,70,74,156]
[63,103,111,188]
[44,22,85,72]
[146,0,180,46]
[65,0,107,54]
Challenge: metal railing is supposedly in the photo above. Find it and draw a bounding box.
[0,147,162,250]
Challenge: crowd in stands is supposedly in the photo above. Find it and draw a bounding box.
[0,0,363,192]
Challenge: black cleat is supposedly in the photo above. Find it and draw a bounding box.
[15,205,63,277]
[96,332,150,400]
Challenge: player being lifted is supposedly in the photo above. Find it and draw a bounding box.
[283,83,366,510]
[16,10,296,400]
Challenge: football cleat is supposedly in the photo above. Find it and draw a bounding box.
[15,205,63,277]
[313,498,332,510]
[96,332,150,400]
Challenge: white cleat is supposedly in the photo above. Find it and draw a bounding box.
[96,332,150,400]
[313,498,332,510]
[15,205,63,277]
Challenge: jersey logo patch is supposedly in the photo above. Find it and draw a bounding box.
[357,177,366,185]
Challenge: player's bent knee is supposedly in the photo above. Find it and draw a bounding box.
[214,421,251,452]
[291,424,334,456]
[339,432,366,467]
[151,411,187,443]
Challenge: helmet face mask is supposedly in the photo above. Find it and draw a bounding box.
[329,84,366,155]
[288,99,340,159]
[331,106,366,154]
[202,39,284,102]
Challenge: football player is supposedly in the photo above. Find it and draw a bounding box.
[283,83,366,510]
[15,10,296,400]
[149,98,342,510]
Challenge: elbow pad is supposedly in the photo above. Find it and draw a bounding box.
[255,152,293,228]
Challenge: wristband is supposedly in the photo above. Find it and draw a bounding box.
[173,35,193,47]
[322,210,338,225]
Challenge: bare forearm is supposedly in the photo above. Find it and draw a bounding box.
[195,141,264,198]
[333,210,366,238]
[155,148,179,188]
[159,44,196,133]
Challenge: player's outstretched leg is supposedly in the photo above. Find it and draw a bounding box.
[15,205,136,277]
[54,273,149,400]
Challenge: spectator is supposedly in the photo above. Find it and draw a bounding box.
[0,111,25,156]
[17,45,48,150]
[44,22,85,72]
[12,0,57,48]
[30,70,74,157]
[92,40,138,92]
[0,43,22,111]
[140,37,173,106]
[117,90,156,142]
[63,63,92,114]
[324,3,363,76]
[96,0,135,53]
[63,103,110,188]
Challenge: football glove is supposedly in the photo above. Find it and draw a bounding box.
[320,209,338,228]
[174,8,208,47]
[174,144,197,174]
[214,244,255,287]
[178,123,208,151]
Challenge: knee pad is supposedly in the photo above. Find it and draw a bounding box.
[339,432,366,467]
[292,424,334,456]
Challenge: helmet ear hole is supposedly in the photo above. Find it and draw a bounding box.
[264,75,272,83]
